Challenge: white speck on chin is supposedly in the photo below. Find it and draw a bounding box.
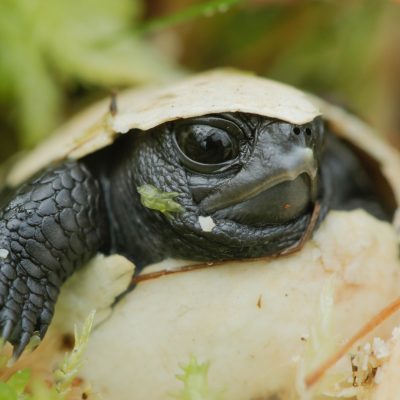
[198,216,216,232]
[0,249,9,259]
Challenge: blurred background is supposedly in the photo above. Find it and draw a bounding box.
[0,0,399,163]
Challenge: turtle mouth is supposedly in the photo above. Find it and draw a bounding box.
[198,143,318,226]
[211,173,314,226]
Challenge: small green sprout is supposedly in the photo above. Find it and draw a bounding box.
[0,310,95,400]
[137,184,184,218]
[171,356,224,400]
[54,310,95,396]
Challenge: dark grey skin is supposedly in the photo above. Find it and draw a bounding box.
[0,112,387,358]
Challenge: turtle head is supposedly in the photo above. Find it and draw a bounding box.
[115,112,325,264]
[174,113,324,226]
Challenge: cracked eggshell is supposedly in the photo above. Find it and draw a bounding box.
[6,69,321,187]
[6,70,400,228]
[4,69,400,399]
[368,337,400,400]
[75,210,400,400]
[53,254,135,331]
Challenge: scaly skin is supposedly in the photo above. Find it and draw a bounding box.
[99,117,325,267]
[0,112,387,357]
[0,162,107,358]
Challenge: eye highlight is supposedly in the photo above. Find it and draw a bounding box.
[174,118,241,172]
[177,125,236,164]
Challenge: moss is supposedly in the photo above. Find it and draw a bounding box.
[138,184,184,217]
[171,356,224,400]
[0,311,95,400]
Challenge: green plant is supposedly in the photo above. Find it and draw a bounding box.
[0,0,179,147]
[0,311,95,400]
[138,184,184,217]
[171,356,224,400]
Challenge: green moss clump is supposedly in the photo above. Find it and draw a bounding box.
[0,311,95,400]
[171,356,224,400]
[138,184,184,218]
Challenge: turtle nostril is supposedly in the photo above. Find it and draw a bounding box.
[306,128,312,136]
[293,127,301,135]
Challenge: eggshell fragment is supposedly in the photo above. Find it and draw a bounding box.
[74,210,400,400]
[6,69,320,187]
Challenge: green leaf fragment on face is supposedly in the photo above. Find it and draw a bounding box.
[137,184,184,217]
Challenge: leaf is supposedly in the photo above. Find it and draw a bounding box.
[43,0,181,86]
[137,184,184,217]
[138,0,242,34]
[0,0,180,147]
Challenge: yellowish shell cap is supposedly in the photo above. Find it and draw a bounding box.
[7,69,321,186]
[111,68,321,133]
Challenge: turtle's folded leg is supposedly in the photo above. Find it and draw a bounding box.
[0,161,108,358]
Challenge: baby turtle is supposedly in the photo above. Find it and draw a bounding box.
[0,69,397,358]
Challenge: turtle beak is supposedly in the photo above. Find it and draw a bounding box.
[199,123,318,215]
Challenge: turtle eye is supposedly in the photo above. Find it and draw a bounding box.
[177,125,236,164]
[175,120,240,169]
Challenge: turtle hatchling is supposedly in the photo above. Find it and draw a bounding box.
[0,69,398,358]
